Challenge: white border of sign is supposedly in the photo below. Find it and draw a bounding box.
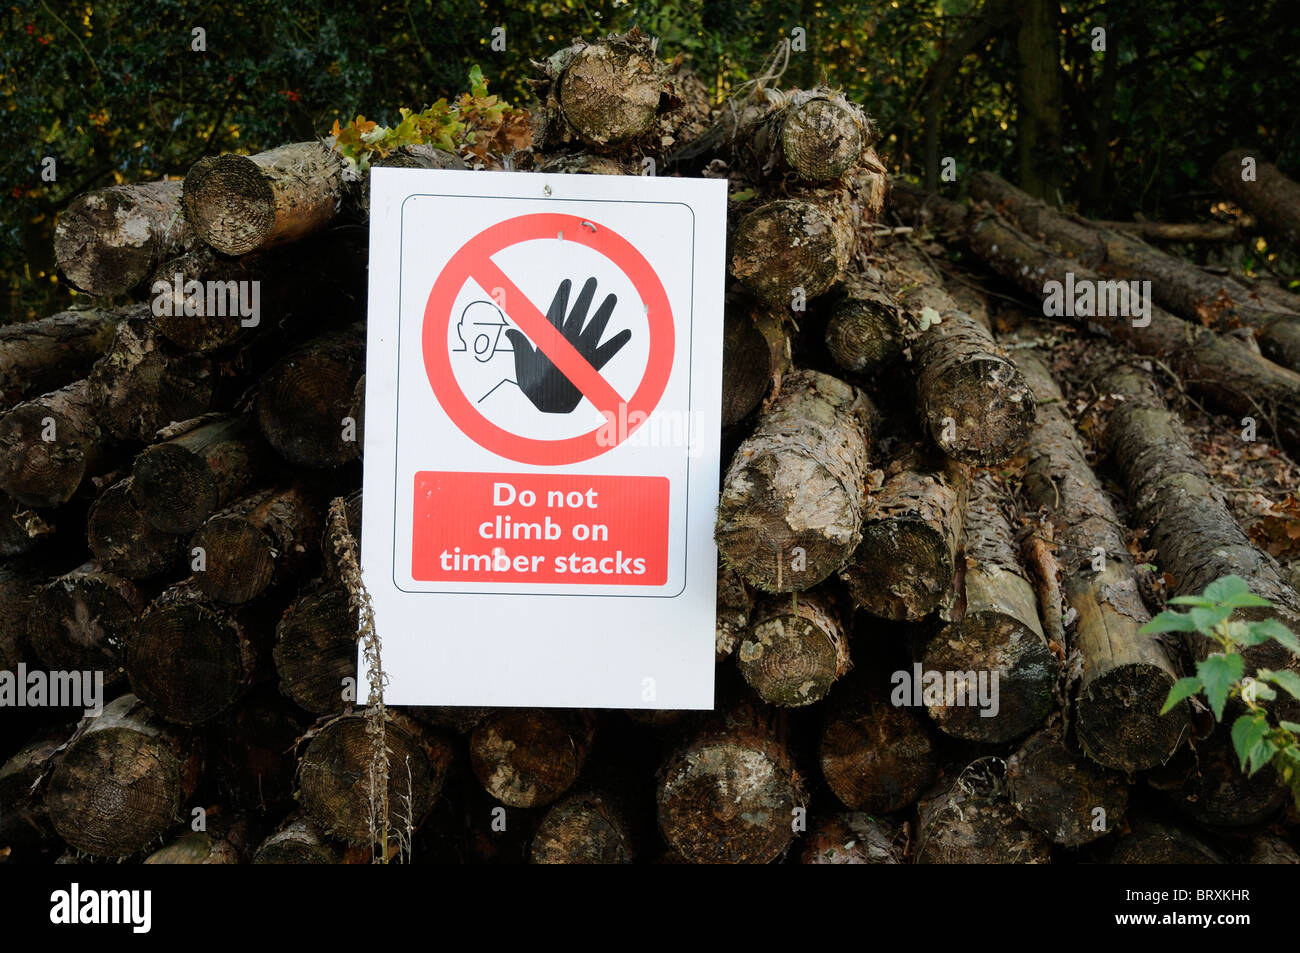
[362,168,727,709]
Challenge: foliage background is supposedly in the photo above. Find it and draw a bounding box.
[3,0,1298,320]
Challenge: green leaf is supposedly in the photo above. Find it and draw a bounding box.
[1168,595,1216,607]
[1204,575,1252,604]
[1161,677,1203,714]
[1196,653,1246,721]
[1258,668,1300,703]
[1247,737,1279,776]
[1231,712,1270,771]
[1190,605,1232,632]
[1247,619,1300,655]
[1140,610,1198,634]
[1279,721,1300,734]
[1223,592,1273,609]
[1242,677,1276,702]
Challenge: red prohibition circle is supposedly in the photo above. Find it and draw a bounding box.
[423,212,674,466]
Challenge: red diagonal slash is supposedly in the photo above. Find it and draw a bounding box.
[472,257,626,415]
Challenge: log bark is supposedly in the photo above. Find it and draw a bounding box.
[273,578,356,716]
[0,725,66,852]
[919,473,1056,744]
[1108,817,1223,864]
[915,763,1052,864]
[840,444,968,621]
[1248,834,1300,864]
[1097,220,1247,243]
[715,369,873,593]
[357,145,466,217]
[0,561,43,673]
[536,153,637,175]
[190,486,321,604]
[129,579,256,725]
[1016,348,1189,770]
[143,816,249,864]
[87,313,215,443]
[256,323,365,468]
[252,812,338,864]
[45,694,200,857]
[25,561,141,681]
[971,171,1300,372]
[819,668,938,814]
[1213,149,1300,249]
[1006,728,1128,846]
[130,414,267,534]
[182,141,346,255]
[469,709,595,809]
[0,378,110,507]
[656,699,804,864]
[721,300,789,427]
[209,691,304,813]
[0,491,52,557]
[824,274,906,379]
[714,564,753,661]
[87,476,187,579]
[0,309,121,405]
[54,180,193,296]
[737,590,850,706]
[1102,362,1300,680]
[529,790,634,864]
[296,711,453,845]
[1147,724,1288,829]
[891,254,1036,464]
[892,187,1300,455]
[800,813,904,864]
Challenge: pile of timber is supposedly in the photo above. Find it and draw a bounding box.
[3,33,1299,865]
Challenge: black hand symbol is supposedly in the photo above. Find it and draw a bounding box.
[505,277,631,414]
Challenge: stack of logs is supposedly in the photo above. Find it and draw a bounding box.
[3,30,1299,864]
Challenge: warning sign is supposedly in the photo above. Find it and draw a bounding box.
[362,168,726,709]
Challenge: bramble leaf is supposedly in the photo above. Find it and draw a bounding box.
[1161,677,1203,714]
[1141,610,1198,634]
[1197,652,1245,721]
[1231,712,1270,772]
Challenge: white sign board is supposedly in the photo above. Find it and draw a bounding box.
[362,168,726,708]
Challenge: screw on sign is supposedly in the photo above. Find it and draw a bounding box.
[423,212,674,465]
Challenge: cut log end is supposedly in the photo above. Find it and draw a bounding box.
[1076,663,1190,773]
[844,520,955,621]
[54,182,188,296]
[297,713,451,844]
[1007,730,1128,847]
[182,154,277,256]
[529,792,634,864]
[924,356,1036,464]
[557,41,664,145]
[825,297,903,378]
[657,737,802,864]
[731,200,850,306]
[45,697,191,858]
[738,595,849,707]
[130,595,253,725]
[469,709,593,809]
[820,693,936,814]
[781,98,865,182]
[132,444,220,533]
[921,614,1056,744]
[87,477,186,579]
